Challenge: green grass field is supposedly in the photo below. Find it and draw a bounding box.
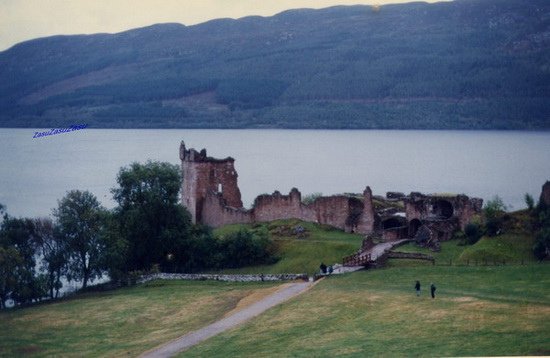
[1,219,548,357]
[182,264,550,357]
[0,280,279,357]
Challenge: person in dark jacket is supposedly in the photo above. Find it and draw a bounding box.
[415,280,421,296]
[430,283,436,299]
[320,262,327,274]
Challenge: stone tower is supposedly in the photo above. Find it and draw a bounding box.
[180,141,243,223]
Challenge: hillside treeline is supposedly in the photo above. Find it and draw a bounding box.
[0,0,548,129]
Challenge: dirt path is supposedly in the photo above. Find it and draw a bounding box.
[139,280,315,358]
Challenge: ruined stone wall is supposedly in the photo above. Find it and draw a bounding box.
[404,193,482,230]
[382,227,409,241]
[180,142,382,232]
[404,192,428,221]
[251,188,376,233]
[356,187,377,234]
[201,192,253,228]
[252,188,315,223]
[311,195,353,231]
[180,141,243,223]
[453,195,483,229]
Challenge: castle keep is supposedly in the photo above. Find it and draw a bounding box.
[180,141,482,248]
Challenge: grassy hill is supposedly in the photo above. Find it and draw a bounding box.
[212,219,364,275]
[1,0,548,129]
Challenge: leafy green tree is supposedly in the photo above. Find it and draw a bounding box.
[101,214,130,284]
[173,224,219,273]
[484,196,507,236]
[32,218,66,299]
[0,217,45,305]
[218,229,276,269]
[111,161,194,272]
[0,246,23,309]
[54,190,108,289]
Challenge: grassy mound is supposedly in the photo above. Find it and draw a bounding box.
[458,234,535,264]
[213,219,363,275]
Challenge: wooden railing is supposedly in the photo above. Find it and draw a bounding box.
[343,252,371,267]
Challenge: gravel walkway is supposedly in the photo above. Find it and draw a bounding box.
[140,280,314,358]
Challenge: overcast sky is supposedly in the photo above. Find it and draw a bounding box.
[0,0,448,51]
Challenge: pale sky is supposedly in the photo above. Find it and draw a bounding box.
[0,0,448,51]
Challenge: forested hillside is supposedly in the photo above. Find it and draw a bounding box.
[0,0,549,129]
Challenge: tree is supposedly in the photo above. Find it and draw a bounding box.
[217,229,276,269]
[0,246,23,309]
[0,217,45,305]
[111,161,193,272]
[54,190,108,289]
[32,218,66,299]
[484,196,507,236]
[524,193,535,211]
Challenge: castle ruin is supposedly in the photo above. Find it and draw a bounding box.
[180,141,483,248]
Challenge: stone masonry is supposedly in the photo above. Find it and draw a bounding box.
[180,141,482,242]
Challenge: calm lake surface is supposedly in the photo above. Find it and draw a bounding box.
[1,128,550,218]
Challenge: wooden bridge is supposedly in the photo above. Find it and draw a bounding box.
[343,239,413,267]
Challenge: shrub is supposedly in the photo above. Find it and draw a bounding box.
[464,222,483,245]
[533,229,550,261]
[484,196,507,236]
[217,229,277,268]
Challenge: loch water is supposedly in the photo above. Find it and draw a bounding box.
[1,128,550,218]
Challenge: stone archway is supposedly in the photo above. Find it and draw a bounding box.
[433,199,454,219]
[382,217,406,230]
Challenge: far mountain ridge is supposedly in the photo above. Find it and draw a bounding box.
[1,0,549,129]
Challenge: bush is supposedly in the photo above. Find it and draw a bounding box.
[464,222,483,245]
[217,229,277,268]
[533,229,550,261]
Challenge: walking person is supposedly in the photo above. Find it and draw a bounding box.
[430,283,436,299]
[415,280,421,296]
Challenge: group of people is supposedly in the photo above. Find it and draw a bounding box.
[415,280,436,299]
[319,262,333,275]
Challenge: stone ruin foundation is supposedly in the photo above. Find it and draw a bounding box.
[180,141,483,250]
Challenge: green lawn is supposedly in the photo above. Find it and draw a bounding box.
[2,220,547,357]
[0,280,279,357]
[182,264,550,357]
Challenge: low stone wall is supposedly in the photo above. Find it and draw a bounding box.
[139,272,309,283]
